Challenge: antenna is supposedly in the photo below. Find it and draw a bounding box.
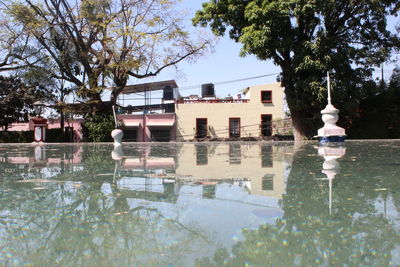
[327,71,331,105]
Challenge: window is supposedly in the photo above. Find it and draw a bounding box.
[229,144,241,165]
[261,114,272,137]
[261,145,273,167]
[261,90,272,103]
[229,118,240,138]
[150,129,170,142]
[196,144,208,165]
[123,128,137,141]
[196,118,208,138]
[262,174,274,190]
[202,185,216,199]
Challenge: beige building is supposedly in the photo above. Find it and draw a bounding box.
[175,82,285,141]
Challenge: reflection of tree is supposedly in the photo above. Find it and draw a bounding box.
[0,144,208,266]
[196,143,400,266]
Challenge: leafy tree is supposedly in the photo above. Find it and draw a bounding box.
[81,113,115,142]
[347,66,400,138]
[194,0,400,139]
[1,0,210,113]
[0,76,36,130]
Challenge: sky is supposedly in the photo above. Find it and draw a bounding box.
[112,0,399,102]
[122,0,282,100]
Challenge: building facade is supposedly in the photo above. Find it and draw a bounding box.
[175,83,285,141]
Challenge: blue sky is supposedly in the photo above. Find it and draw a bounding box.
[123,0,398,100]
[128,0,281,99]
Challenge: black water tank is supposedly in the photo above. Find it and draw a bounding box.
[201,83,215,97]
[163,86,174,100]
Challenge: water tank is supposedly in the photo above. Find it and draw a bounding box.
[201,83,215,97]
[163,86,174,100]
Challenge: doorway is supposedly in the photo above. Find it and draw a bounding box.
[261,114,272,136]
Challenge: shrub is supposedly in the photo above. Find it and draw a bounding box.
[46,128,68,142]
[0,131,33,143]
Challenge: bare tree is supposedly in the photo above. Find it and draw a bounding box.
[1,0,210,112]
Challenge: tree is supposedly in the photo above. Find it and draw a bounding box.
[194,0,400,139]
[346,66,400,138]
[1,0,210,113]
[0,76,36,130]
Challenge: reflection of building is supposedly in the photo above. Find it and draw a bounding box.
[1,143,289,200]
[113,81,286,142]
[0,145,83,168]
[175,144,289,199]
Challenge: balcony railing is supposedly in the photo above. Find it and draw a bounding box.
[176,99,249,104]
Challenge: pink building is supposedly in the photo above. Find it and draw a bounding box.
[112,80,178,142]
[2,119,84,142]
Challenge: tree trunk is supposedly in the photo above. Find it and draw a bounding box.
[60,111,65,131]
[281,72,309,141]
[289,110,311,141]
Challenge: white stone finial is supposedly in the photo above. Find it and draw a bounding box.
[111,129,123,147]
[317,71,346,141]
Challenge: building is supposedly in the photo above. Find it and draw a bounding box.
[1,119,84,142]
[114,81,286,142]
[175,82,285,141]
[2,80,286,143]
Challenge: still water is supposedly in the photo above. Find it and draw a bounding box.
[0,141,399,266]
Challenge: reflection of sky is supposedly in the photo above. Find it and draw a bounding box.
[104,180,283,262]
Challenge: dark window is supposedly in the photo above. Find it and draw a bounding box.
[123,128,137,141]
[196,144,208,165]
[261,90,272,103]
[202,185,216,199]
[150,129,170,142]
[163,86,174,100]
[229,118,240,138]
[261,114,272,136]
[262,174,274,190]
[261,145,273,167]
[229,144,241,165]
[196,118,208,138]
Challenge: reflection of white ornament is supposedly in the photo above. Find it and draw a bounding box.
[111,146,124,160]
[318,145,346,214]
[111,129,123,147]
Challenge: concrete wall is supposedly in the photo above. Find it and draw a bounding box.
[175,83,285,141]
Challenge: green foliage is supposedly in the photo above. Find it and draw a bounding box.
[0,76,35,130]
[347,67,400,139]
[194,0,400,138]
[82,114,115,142]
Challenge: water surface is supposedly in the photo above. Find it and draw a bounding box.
[0,141,399,266]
